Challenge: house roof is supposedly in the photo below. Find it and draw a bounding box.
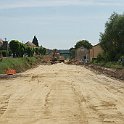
[93,43,100,47]
[0,39,3,46]
[25,41,36,47]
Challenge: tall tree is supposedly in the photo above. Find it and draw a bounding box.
[32,36,39,47]
[9,40,20,57]
[75,40,92,49]
[100,12,124,61]
[9,40,26,57]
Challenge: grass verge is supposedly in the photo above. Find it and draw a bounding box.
[0,57,39,74]
[92,61,124,69]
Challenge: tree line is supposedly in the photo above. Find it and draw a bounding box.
[0,36,46,58]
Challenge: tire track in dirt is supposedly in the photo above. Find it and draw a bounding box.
[0,95,11,117]
[0,63,124,124]
[41,80,88,124]
[75,76,124,124]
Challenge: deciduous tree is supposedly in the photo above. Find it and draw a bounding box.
[9,40,20,57]
[75,40,92,49]
[100,12,124,61]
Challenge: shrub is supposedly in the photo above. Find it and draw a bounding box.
[0,50,9,57]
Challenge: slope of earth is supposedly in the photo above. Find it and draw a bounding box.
[0,63,124,124]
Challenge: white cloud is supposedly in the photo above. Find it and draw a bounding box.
[0,0,124,9]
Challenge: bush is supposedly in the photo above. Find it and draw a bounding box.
[119,56,124,66]
[25,47,34,57]
[96,54,104,62]
[0,50,9,57]
[105,62,123,69]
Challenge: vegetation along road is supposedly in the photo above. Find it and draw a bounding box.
[0,63,124,124]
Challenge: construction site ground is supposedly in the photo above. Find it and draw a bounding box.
[0,63,124,124]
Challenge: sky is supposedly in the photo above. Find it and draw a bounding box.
[0,0,124,49]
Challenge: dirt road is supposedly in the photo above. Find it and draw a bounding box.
[0,63,124,124]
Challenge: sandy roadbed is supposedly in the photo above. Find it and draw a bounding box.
[0,63,124,124]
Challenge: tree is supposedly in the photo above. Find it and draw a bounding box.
[34,47,46,55]
[18,43,26,57]
[9,40,20,57]
[9,40,26,57]
[41,47,46,55]
[69,47,75,59]
[75,40,92,49]
[32,36,39,47]
[25,47,34,57]
[100,13,124,61]
[35,47,39,55]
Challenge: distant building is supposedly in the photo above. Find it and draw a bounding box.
[25,41,36,48]
[90,43,103,61]
[0,39,3,47]
[0,38,8,50]
[75,47,89,63]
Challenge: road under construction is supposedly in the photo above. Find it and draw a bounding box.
[0,63,124,124]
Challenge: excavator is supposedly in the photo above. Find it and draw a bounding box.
[51,49,65,64]
[51,49,58,64]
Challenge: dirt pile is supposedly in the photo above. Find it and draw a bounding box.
[87,64,124,80]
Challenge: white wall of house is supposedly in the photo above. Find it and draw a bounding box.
[75,47,90,63]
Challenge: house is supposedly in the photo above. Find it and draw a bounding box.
[75,46,90,63]
[90,43,103,62]
[25,41,36,48]
[0,39,3,47]
[0,39,8,50]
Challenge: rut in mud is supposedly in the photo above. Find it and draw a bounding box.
[0,63,124,124]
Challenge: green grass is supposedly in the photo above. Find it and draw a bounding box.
[0,57,37,74]
[104,62,124,69]
[93,61,124,69]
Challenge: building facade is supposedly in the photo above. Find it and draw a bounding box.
[90,44,103,62]
[75,47,90,63]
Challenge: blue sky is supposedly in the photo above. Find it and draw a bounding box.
[0,0,124,49]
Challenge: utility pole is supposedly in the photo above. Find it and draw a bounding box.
[4,38,8,57]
